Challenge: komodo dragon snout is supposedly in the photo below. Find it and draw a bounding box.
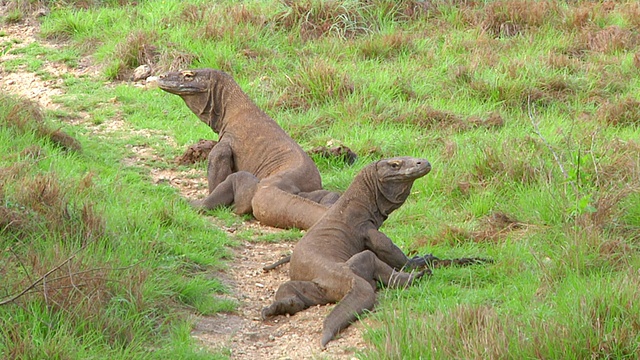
[262,156,454,347]
[155,68,340,230]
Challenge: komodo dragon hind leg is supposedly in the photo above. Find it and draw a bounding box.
[252,186,330,230]
[261,281,330,319]
[298,189,340,206]
[193,171,259,214]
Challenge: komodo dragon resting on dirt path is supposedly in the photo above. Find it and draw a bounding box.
[155,69,339,230]
[261,157,474,346]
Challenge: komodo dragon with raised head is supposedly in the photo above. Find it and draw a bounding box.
[262,156,448,346]
[155,69,339,230]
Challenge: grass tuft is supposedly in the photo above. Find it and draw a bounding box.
[274,58,354,110]
[596,97,640,127]
[275,0,373,40]
[479,0,558,37]
[0,96,81,152]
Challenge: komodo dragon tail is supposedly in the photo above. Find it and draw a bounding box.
[321,276,376,348]
[403,254,493,271]
[252,186,330,230]
[264,254,494,272]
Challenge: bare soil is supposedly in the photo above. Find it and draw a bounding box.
[0,12,367,359]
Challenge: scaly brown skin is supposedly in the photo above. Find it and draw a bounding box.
[156,69,339,230]
[262,157,437,347]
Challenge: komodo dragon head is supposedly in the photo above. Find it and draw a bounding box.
[370,156,431,219]
[156,68,241,133]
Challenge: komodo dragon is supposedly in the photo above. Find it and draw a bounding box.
[262,157,447,346]
[155,69,339,230]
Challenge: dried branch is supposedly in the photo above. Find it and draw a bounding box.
[0,251,78,306]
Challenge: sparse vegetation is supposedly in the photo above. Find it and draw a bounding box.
[2,0,639,359]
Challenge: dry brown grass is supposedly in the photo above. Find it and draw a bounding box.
[472,140,546,187]
[390,105,505,133]
[200,4,267,41]
[275,0,370,40]
[112,30,160,80]
[273,59,354,110]
[583,25,638,53]
[287,114,335,141]
[0,121,105,245]
[359,32,415,59]
[596,98,640,127]
[1,97,81,152]
[478,0,558,37]
[416,211,525,248]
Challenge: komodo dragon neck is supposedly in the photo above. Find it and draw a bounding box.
[331,161,417,229]
[199,76,255,134]
[157,69,256,134]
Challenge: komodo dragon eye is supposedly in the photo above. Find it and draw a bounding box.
[182,71,195,81]
[388,161,401,170]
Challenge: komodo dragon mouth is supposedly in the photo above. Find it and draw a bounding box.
[156,70,210,95]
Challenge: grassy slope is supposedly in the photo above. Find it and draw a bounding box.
[3,0,640,358]
[0,98,233,357]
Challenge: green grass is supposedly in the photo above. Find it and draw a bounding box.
[0,95,233,358]
[3,0,640,358]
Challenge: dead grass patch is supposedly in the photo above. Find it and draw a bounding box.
[287,114,335,140]
[359,32,414,59]
[26,245,112,314]
[479,0,558,37]
[418,212,525,247]
[565,1,617,30]
[594,139,640,190]
[157,50,198,73]
[391,105,505,133]
[200,4,267,41]
[472,141,546,187]
[583,25,638,53]
[112,30,160,80]
[596,97,640,127]
[597,239,633,269]
[175,139,217,165]
[275,0,372,40]
[468,75,578,110]
[273,59,354,110]
[3,170,107,246]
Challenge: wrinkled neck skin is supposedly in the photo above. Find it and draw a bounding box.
[374,173,413,221]
[341,166,415,229]
[180,77,239,134]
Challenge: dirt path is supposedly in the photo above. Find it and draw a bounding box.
[1,12,367,359]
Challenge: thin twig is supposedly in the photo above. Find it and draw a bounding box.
[8,246,34,285]
[527,95,578,195]
[0,249,81,306]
